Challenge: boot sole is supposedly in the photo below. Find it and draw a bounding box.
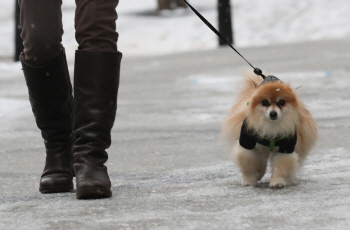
[76,187,112,199]
[40,185,73,194]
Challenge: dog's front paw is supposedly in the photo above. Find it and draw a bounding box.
[269,179,287,189]
[242,177,258,187]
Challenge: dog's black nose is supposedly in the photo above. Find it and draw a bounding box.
[270,111,278,119]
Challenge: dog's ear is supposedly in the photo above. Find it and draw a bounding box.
[243,72,264,88]
[248,77,258,88]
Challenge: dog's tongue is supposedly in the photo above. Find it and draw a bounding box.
[259,75,281,86]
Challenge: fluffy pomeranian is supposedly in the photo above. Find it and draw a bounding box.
[222,74,318,188]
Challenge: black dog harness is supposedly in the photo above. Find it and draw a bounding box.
[239,120,297,154]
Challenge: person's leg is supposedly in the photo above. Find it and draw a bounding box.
[75,0,119,52]
[73,0,121,199]
[19,0,74,193]
[19,0,63,65]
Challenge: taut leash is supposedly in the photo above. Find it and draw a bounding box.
[183,0,267,80]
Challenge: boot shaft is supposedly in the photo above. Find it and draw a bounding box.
[21,50,73,142]
[73,50,122,161]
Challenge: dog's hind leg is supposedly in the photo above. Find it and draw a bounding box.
[233,144,269,186]
[269,152,299,188]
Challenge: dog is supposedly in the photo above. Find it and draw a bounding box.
[222,74,318,188]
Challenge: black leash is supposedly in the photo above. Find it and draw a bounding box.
[183,0,266,79]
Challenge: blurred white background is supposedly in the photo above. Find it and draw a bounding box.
[1,0,350,60]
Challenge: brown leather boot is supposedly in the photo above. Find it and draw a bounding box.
[21,50,74,193]
[73,50,122,199]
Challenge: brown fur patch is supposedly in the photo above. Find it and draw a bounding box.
[250,82,298,109]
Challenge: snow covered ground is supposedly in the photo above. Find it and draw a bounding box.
[1,0,350,59]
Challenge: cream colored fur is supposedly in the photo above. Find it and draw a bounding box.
[232,144,270,186]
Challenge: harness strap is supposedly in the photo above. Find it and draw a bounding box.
[263,135,288,151]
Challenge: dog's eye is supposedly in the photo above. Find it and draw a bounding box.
[262,99,270,106]
[278,99,286,106]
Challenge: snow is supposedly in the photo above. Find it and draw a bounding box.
[1,0,350,59]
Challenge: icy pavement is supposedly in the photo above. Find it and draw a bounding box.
[1,39,350,229]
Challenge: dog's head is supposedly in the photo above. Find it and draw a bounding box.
[246,80,299,137]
